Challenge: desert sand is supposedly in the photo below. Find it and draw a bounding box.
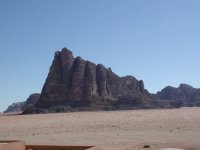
[0,107,200,150]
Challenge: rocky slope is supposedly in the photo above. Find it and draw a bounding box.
[156,84,200,107]
[4,93,40,113]
[24,48,167,114]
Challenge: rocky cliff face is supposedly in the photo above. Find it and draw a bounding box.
[156,84,200,107]
[24,48,155,113]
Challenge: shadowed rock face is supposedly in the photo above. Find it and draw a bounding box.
[34,48,152,109]
[22,93,40,111]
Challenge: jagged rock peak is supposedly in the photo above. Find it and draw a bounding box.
[25,47,153,113]
[55,47,73,56]
[179,83,194,89]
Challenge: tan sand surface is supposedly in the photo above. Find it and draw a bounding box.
[0,107,200,150]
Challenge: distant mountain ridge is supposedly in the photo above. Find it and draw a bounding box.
[155,84,200,107]
[4,94,40,113]
[4,101,25,113]
[5,48,200,114]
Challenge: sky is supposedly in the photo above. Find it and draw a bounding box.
[1,0,200,112]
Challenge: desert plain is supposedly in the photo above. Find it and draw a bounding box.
[0,107,200,150]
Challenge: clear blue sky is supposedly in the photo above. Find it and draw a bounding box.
[1,0,200,112]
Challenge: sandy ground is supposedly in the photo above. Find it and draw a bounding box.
[0,108,200,150]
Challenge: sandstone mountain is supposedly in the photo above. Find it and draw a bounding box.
[156,84,200,107]
[10,48,200,114]
[23,48,167,114]
[4,93,40,113]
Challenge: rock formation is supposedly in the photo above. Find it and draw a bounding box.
[23,48,156,114]
[22,93,41,111]
[4,102,25,113]
[7,48,200,114]
[4,93,40,113]
[156,84,200,107]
